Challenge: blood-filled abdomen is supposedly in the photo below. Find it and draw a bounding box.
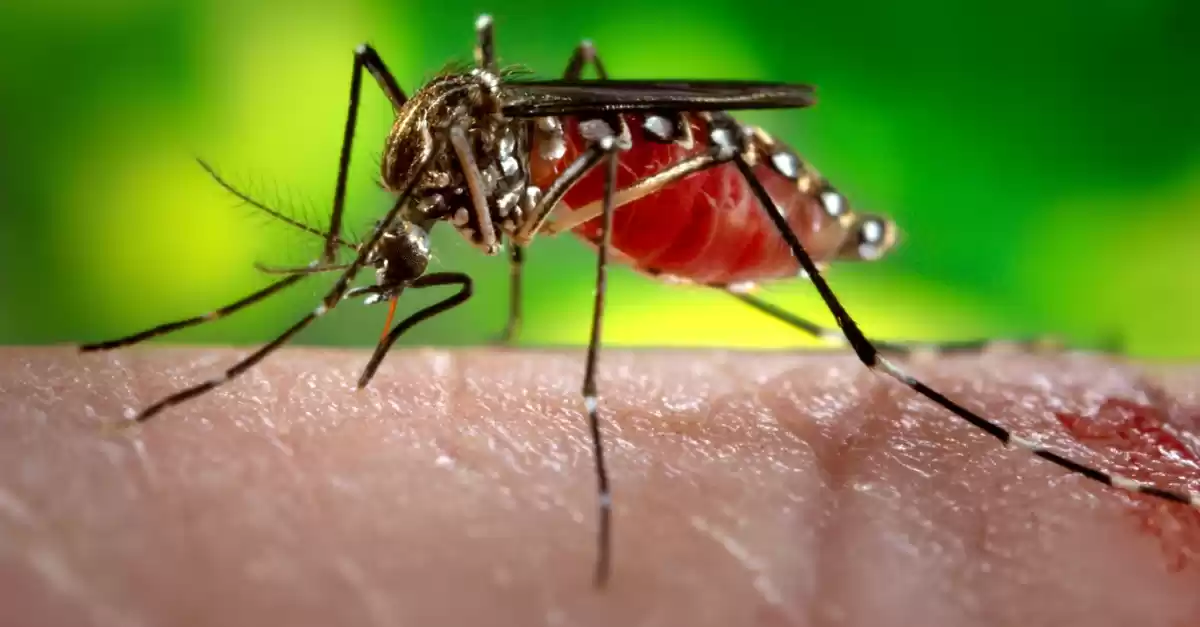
[529,115,848,285]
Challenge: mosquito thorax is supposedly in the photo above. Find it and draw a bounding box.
[381,69,533,256]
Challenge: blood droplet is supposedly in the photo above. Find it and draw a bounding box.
[1055,399,1200,572]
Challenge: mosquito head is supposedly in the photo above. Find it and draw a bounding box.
[375,219,432,288]
[381,68,531,256]
[838,213,898,261]
[381,69,502,190]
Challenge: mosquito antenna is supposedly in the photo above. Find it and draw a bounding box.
[197,159,356,250]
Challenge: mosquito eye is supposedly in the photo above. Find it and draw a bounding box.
[381,122,433,190]
[378,223,432,284]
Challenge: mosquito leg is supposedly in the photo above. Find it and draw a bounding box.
[101,140,436,426]
[85,39,432,427]
[358,44,406,111]
[79,274,308,352]
[126,307,326,424]
[563,40,608,80]
[468,12,525,345]
[729,151,1200,512]
[539,154,719,236]
[357,272,474,389]
[514,143,609,243]
[324,44,406,262]
[449,125,500,253]
[82,43,401,355]
[514,124,623,583]
[474,14,497,71]
[579,138,622,587]
[725,289,1081,358]
[254,261,353,276]
[500,243,524,345]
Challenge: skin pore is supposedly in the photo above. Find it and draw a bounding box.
[2,346,1200,626]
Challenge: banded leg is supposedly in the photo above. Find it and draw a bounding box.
[729,152,1200,514]
[79,274,307,352]
[325,44,406,261]
[83,46,428,427]
[726,289,1073,358]
[582,139,623,587]
[539,153,721,236]
[514,141,611,243]
[357,273,474,388]
[115,154,433,426]
[474,15,610,84]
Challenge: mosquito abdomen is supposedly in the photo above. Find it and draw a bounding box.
[531,114,855,285]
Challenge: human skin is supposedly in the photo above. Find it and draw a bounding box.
[2,346,1200,627]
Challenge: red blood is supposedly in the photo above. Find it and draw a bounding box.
[529,115,849,284]
[1055,399,1200,572]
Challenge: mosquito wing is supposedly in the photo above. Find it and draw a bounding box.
[499,79,817,118]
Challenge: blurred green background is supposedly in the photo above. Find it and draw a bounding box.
[1,0,1198,356]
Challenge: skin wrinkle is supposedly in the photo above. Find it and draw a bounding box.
[3,348,1200,626]
[804,372,889,626]
[685,355,796,621]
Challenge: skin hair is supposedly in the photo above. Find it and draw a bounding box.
[3,346,1200,626]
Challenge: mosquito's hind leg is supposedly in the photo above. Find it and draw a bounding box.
[721,287,1085,360]
[722,128,1200,516]
[81,43,416,426]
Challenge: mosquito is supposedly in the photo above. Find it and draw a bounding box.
[81,14,1200,587]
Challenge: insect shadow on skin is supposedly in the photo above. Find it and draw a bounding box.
[78,13,1200,588]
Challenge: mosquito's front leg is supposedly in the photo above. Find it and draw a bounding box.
[81,43,415,426]
[325,44,406,262]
